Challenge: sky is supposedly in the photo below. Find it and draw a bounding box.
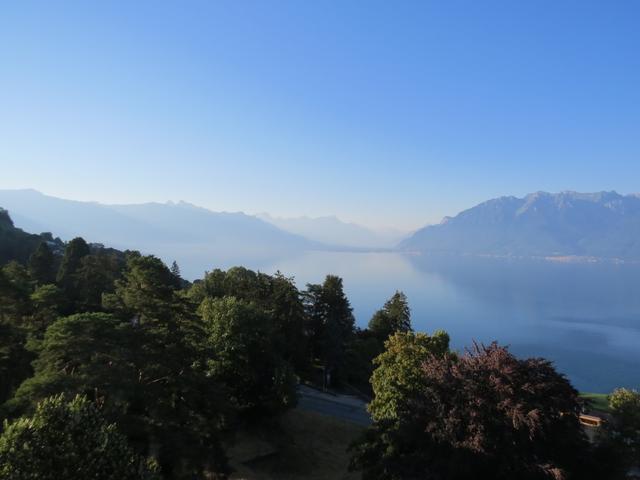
[1,1,639,230]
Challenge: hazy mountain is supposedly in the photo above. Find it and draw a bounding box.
[0,189,315,278]
[257,213,406,248]
[400,191,640,260]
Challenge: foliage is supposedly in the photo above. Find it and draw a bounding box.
[28,241,56,285]
[0,208,47,265]
[0,321,32,406]
[192,267,310,372]
[607,388,640,469]
[368,291,411,341]
[303,275,355,385]
[368,331,449,422]
[199,296,297,417]
[104,255,229,478]
[29,283,63,332]
[0,394,159,480]
[352,341,604,480]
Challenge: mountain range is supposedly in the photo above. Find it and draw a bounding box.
[0,189,320,278]
[257,213,406,248]
[400,191,640,260]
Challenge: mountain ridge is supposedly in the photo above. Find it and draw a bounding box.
[400,191,640,260]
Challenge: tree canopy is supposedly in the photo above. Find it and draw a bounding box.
[0,394,159,480]
[352,341,607,480]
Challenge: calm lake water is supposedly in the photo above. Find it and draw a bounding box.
[260,251,640,393]
[178,249,640,393]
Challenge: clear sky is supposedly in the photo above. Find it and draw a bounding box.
[1,1,638,230]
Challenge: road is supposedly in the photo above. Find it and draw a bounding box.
[297,385,371,426]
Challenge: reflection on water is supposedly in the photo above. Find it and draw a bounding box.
[174,247,640,393]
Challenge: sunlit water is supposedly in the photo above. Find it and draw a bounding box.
[179,249,640,393]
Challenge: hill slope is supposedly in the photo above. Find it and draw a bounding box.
[400,191,640,260]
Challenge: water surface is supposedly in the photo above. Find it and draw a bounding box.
[257,251,640,393]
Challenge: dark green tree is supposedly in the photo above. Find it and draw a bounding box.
[199,296,297,417]
[9,313,135,416]
[28,283,63,333]
[56,237,90,311]
[56,237,90,286]
[0,321,32,407]
[104,255,229,478]
[304,275,356,385]
[368,291,412,342]
[0,394,159,480]
[28,241,56,286]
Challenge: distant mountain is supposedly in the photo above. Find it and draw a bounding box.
[0,190,315,278]
[257,213,406,248]
[400,191,640,260]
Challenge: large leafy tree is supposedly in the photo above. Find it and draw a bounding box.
[367,331,449,422]
[368,291,412,342]
[304,275,355,384]
[0,394,159,480]
[199,296,297,418]
[190,267,310,373]
[352,341,602,480]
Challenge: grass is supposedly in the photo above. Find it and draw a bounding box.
[227,409,364,480]
[579,393,611,413]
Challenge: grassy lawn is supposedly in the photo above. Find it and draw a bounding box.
[227,409,364,480]
[579,393,611,413]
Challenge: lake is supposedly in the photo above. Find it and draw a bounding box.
[177,249,640,393]
[260,252,640,392]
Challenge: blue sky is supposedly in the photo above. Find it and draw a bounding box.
[1,1,638,230]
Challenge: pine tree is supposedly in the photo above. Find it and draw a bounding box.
[28,242,56,285]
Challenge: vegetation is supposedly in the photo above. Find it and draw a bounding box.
[0,207,636,479]
[351,340,628,480]
[0,394,159,480]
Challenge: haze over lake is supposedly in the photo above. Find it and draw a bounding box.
[222,250,638,394]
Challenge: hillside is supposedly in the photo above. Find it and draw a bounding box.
[400,191,640,260]
[0,207,63,265]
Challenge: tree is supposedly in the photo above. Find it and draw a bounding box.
[0,394,159,480]
[368,291,411,342]
[199,296,297,417]
[0,321,32,407]
[304,275,355,385]
[29,283,64,332]
[28,241,56,285]
[0,264,32,325]
[56,237,90,286]
[367,330,449,422]
[170,260,181,278]
[9,313,135,416]
[608,388,640,469]
[352,341,601,480]
[56,237,90,311]
[103,255,229,478]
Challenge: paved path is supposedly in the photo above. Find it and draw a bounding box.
[297,385,371,426]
